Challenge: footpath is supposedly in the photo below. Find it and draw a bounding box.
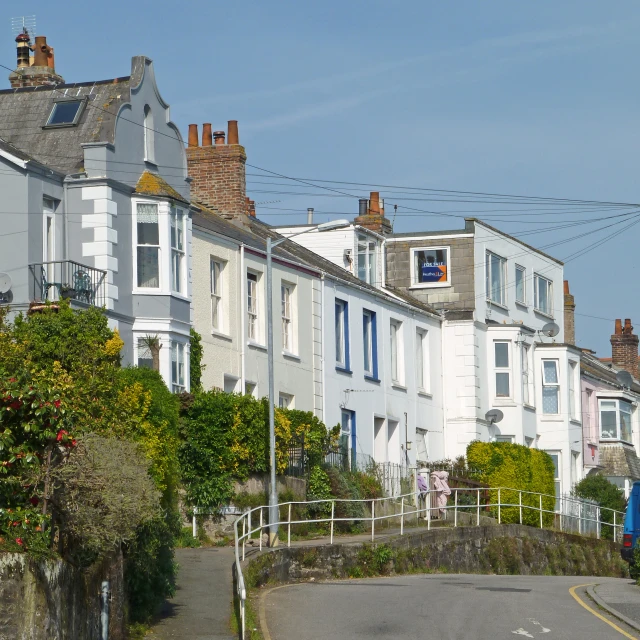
[590,580,640,633]
[148,547,235,640]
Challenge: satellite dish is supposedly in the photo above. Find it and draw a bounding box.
[0,273,12,294]
[485,409,504,425]
[541,322,560,338]
[616,370,634,388]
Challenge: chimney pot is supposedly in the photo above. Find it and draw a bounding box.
[307,208,314,224]
[188,124,199,148]
[228,120,239,145]
[563,280,570,294]
[202,123,213,146]
[358,199,368,216]
[615,319,622,335]
[213,130,225,145]
[369,191,380,215]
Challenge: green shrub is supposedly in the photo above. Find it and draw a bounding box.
[176,526,201,549]
[466,441,555,526]
[573,475,626,540]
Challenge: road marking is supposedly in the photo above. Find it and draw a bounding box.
[512,629,534,637]
[260,582,300,640]
[528,618,550,633]
[569,583,638,639]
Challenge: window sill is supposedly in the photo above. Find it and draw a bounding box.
[409,283,451,290]
[600,438,634,446]
[417,390,433,398]
[391,382,407,391]
[493,399,517,407]
[487,299,509,311]
[364,375,381,383]
[523,403,536,411]
[569,418,582,426]
[534,308,555,320]
[211,329,232,342]
[282,351,301,361]
[335,366,353,375]
[540,415,563,422]
[515,300,529,309]
[248,340,267,352]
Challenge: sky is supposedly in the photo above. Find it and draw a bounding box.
[3,1,640,355]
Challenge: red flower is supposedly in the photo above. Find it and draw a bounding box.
[53,400,61,409]
[29,497,39,507]
[15,538,23,546]
[56,430,68,442]
[71,439,77,447]
[9,401,21,410]
[12,521,19,527]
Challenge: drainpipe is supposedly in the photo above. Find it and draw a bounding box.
[240,244,246,392]
[321,275,327,425]
[381,237,386,288]
[100,581,109,640]
[63,179,69,261]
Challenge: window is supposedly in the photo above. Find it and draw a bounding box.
[548,452,561,511]
[223,375,238,394]
[416,429,428,463]
[143,105,155,163]
[522,344,534,406]
[599,399,633,442]
[495,435,514,443]
[170,207,185,293]
[534,274,553,316]
[416,328,430,392]
[357,235,378,285]
[247,272,259,341]
[390,320,403,383]
[515,265,526,304]
[569,361,579,421]
[542,360,560,414]
[137,338,154,370]
[494,341,510,397]
[281,283,293,352]
[278,393,294,409]
[45,98,85,127]
[411,247,449,287]
[335,299,349,369]
[363,310,378,377]
[486,251,507,305]
[171,342,186,393]
[245,382,257,397]
[210,258,224,331]
[136,203,160,288]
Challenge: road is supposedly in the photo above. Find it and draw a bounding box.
[263,574,639,640]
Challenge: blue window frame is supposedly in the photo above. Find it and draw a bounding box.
[335,298,351,372]
[363,309,379,380]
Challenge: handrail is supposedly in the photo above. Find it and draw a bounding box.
[232,486,624,639]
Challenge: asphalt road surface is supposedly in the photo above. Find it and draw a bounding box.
[263,574,639,640]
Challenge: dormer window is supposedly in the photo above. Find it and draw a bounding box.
[44,98,86,128]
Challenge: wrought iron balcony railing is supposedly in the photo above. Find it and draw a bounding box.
[29,261,107,308]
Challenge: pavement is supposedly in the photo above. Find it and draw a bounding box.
[590,580,640,632]
[148,547,235,640]
[262,574,640,639]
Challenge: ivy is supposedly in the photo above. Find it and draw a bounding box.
[189,328,204,393]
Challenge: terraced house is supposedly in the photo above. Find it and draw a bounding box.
[0,33,192,392]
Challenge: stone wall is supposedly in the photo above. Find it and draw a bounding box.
[244,524,628,588]
[0,551,125,640]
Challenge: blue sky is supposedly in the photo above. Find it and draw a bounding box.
[3,1,640,355]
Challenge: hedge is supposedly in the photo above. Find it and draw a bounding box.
[466,441,556,527]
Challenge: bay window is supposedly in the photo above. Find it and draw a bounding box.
[522,344,533,406]
[390,320,403,383]
[170,207,186,293]
[534,274,553,316]
[542,360,560,414]
[416,328,429,392]
[136,203,160,288]
[494,341,510,397]
[486,251,506,305]
[171,341,186,393]
[599,399,633,442]
[569,361,579,421]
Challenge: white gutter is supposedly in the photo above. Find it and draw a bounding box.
[321,275,327,423]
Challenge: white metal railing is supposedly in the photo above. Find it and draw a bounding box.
[232,487,624,639]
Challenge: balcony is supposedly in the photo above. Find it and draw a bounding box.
[29,261,107,308]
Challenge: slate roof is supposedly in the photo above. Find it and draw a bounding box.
[581,350,640,394]
[0,58,146,174]
[136,171,188,204]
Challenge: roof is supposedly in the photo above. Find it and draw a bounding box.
[0,59,146,174]
[136,171,188,204]
[581,350,640,394]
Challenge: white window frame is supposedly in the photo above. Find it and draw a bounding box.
[599,398,633,442]
[547,451,561,511]
[171,341,186,394]
[542,359,560,415]
[494,341,511,398]
[210,258,225,332]
[170,206,186,294]
[135,201,161,290]
[521,343,534,407]
[515,264,526,305]
[247,271,260,342]
[486,251,507,306]
[278,392,294,409]
[136,337,154,370]
[416,428,428,463]
[416,328,430,393]
[534,274,553,317]
[335,299,347,368]
[363,309,374,376]
[281,281,296,354]
[390,319,404,384]
[357,234,378,285]
[410,246,451,288]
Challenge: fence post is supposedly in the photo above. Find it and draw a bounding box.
[519,491,522,525]
[498,489,501,525]
[371,500,375,542]
[192,506,198,539]
[539,494,543,529]
[597,506,601,540]
[259,507,263,551]
[454,489,458,528]
[330,501,335,545]
[242,516,246,562]
[578,501,582,536]
[614,511,617,543]
[427,490,431,531]
[401,497,404,536]
[477,488,480,526]
[288,503,292,548]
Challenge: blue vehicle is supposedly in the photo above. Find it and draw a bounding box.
[621,481,640,563]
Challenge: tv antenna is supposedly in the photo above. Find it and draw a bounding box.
[11,16,36,41]
[485,409,504,425]
[616,369,634,389]
[539,321,560,341]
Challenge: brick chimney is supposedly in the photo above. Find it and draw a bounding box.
[186,120,247,219]
[353,191,392,235]
[563,280,576,345]
[611,318,639,378]
[9,33,64,88]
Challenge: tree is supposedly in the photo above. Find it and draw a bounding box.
[573,474,626,540]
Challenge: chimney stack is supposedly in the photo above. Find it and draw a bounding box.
[186,120,248,219]
[563,280,576,345]
[353,190,392,235]
[611,318,639,378]
[9,33,64,89]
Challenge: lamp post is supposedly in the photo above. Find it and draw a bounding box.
[266,219,350,546]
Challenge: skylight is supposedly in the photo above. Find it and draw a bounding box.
[45,99,85,127]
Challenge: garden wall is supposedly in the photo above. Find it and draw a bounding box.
[0,551,125,640]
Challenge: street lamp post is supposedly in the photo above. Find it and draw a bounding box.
[266,220,350,547]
